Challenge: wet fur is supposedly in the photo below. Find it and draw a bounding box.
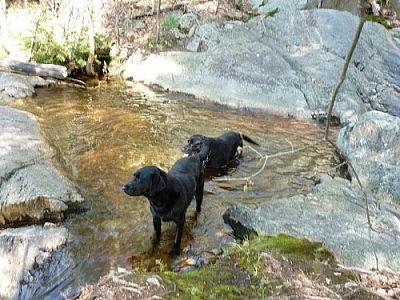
[181,131,259,170]
[122,155,204,256]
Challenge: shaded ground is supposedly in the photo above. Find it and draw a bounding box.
[113,0,256,55]
[113,0,400,56]
[75,235,400,299]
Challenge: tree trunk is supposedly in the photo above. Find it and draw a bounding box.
[0,59,68,79]
[0,0,10,55]
[85,2,96,77]
[156,0,161,42]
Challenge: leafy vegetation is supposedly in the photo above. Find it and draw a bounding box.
[23,28,111,70]
[2,1,113,77]
[162,13,180,30]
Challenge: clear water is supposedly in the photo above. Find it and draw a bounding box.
[15,81,340,292]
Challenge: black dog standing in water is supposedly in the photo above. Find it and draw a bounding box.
[122,155,204,256]
[181,131,259,171]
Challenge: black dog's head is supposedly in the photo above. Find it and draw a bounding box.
[122,166,167,198]
[181,135,209,157]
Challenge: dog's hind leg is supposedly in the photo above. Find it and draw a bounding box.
[195,174,204,214]
[170,216,185,256]
[235,146,243,160]
[152,216,162,246]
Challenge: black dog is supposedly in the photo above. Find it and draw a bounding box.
[181,131,259,170]
[122,155,204,256]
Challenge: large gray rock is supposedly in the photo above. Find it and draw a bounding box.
[223,174,400,271]
[250,0,361,15]
[253,0,308,14]
[0,71,48,101]
[0,107,86,227]
[337,111,400,205]
[0,224,73,299]
[124,9,400,123]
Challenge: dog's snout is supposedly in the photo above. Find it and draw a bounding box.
[122,185,127,191]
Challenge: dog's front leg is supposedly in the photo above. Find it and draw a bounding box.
[170,216,185,256]
[195,177,204,214]
[152,216,162,246]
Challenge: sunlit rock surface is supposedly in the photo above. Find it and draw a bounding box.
[124,9,400,123]
[338,111,400,205]
[0,107,86,226]
[224,174,400,271]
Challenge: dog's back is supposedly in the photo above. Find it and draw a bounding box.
[170,155,203,178]
[181,131,259,170]
[169,156,204,204]
[205,132,243,168]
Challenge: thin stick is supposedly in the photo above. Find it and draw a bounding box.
[244,145,264,158]
[28,10,44,62]
[324,17,366,140]
[327,140,372,229]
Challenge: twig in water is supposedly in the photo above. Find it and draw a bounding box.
[244,145,264,158]
[213,140,323,183]
[285,138,294,151]
[328,161,348,171]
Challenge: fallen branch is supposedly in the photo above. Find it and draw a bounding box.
[322,1,377,263]
[0,59,67,80]
[327,140,372,230]
[213,140,323,182]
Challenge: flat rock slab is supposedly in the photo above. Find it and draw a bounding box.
[223,174,400,271]
[0,107,86,227]
[124,10,400,123]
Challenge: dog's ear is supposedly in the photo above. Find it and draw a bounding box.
[149,169,167,197]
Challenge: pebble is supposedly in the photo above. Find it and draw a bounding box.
[376,288,387,296]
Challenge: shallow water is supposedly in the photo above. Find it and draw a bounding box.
[16,81,340,293]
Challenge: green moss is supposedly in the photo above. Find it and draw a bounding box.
[157,235,341,299]
[366,15,392,29]
[234,234,333,261]
[233,234,358,286]
[150,234,361,299]
[233,234,335,274]
[162,267,246,299]
[264,234,334,260]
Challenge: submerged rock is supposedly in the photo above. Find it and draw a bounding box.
[0,224,73,300]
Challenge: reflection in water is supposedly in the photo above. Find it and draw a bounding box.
[18,82,340,290]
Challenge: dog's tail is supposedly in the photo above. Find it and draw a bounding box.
[240,132,260,146]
